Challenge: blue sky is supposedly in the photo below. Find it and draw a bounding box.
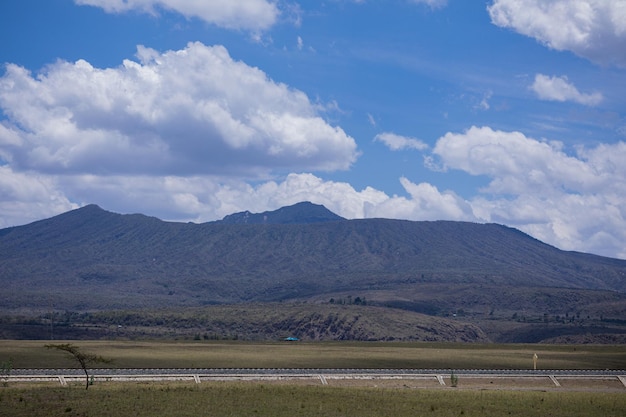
[1,0,625,259]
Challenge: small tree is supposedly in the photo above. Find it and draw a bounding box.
[45,343,111,390]
[1,358,12,387]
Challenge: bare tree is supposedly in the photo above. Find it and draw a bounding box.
[45,343,111,390]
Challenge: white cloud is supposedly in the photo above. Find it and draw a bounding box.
[432,126,604,195]
[472,191,626,258]
[531,74,603,106]
[75,0,280,31]
[374,132,428,151]
[0,42,358,177]
[431,126,626,258]
[488,0,626,67]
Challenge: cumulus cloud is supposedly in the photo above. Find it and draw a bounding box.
[531,74,603,106]
[431,126,626,258]
[374,132,428,151]
[488,0,626,67]
[0,42,358,177]
[433,126,608,194]
[75,0,279,31]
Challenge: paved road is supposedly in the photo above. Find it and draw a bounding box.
[7,368,626,390]
[10,367,626,377]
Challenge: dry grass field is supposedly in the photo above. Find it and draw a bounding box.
[2,340,625,370]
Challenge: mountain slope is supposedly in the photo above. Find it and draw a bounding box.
[0,303,490,342]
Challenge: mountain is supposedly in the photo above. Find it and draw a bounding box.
[1,203,625,342]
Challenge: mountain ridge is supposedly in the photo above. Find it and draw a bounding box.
[1,203,625,342]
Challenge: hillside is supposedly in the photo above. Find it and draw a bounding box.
[0,303,489,343]
[1,202,625,342]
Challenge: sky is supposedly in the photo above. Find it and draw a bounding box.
[1,0,625,259]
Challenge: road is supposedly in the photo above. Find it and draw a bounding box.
[7,368,626,390]
[11,367,626,376]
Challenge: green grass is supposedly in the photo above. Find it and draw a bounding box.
[2,340,625,370]
[0,383,624,417]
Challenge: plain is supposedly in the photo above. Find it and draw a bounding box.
[2,340,626,370]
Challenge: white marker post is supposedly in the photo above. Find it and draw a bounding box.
[533,353,538,370]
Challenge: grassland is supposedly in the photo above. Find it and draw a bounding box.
[2,341,625,416]
[1,382,625,417]
[2,340,625,370]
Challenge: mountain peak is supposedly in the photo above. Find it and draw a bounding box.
[218,201,345,225]
[77,203,105,213]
